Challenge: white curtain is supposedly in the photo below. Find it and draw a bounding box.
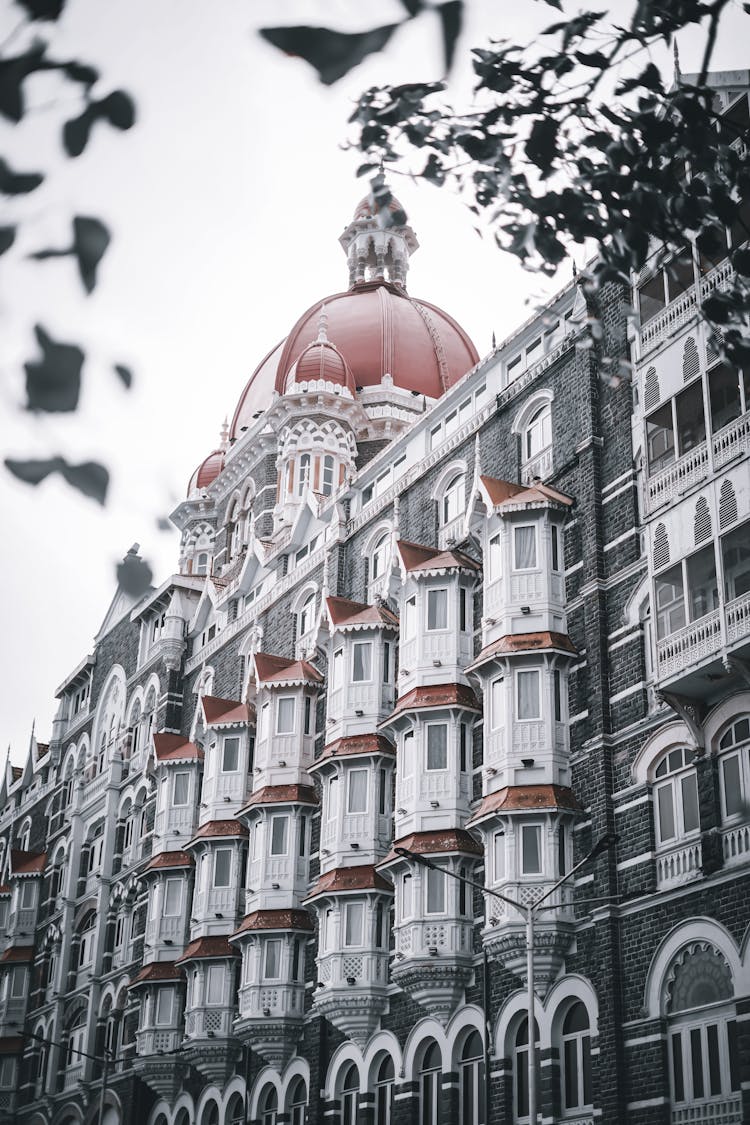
[515,526,537,569]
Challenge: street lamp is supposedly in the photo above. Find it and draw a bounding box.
[394,834,617,1125]
[13,1026,114,1125]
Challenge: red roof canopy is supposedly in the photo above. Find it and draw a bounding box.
[326,596,399,629]
[254,653,323,685]
[397,540,480,574]
[153,733,203,763]
[202,695,252,726]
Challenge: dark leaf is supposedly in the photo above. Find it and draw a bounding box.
[60,460,109,504]
[259,23,400,86]
[0,44,48,122]
[422,152,445,185]
[72,216,110,292]
[4,455,108,503]
[0,157,44,194]
[437,1,463,75]
[24,324,83,412]
[114,363,133,388]
[702,293,736,324]
[156,516,172,532]
[14,0,65,19]
[117,552,153,598]
[731,247,750,277]
[63,90,136,157]
[526,117,559,175]
[398,0,424,14]
[0,226,15,254]
[61,60,98,87]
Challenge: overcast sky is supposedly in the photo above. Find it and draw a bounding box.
[2,0,748,766]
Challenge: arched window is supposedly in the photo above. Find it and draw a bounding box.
[340,1063,359,1125]
[459,1030,484,1124]
[288,1077,307,1125]
[374,1055,394,1125]
[718,715,750,822]
[666,945,739,1112]
[201,1101,220,1125]
[77,911,97,969]
[66,1008,86,1069]
[298,591,316,639]
[560,1002,593,1113]
[17,818,31,853]
[419,1041,442,1125]
[226,1093,245,1125]
[298,453,311,496]
[652,747,699,846]
[370,532,390,595]
[524,403,552,461]
[322,454,336,497]
[260,1086,278,1125]
[441,473,466,526]
[195,552,209,576]
[513,1017,539,1122]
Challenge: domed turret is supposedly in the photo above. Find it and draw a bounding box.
[187,449,224,496]
[284,308,356,396]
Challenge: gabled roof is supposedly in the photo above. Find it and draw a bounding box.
[10,849,46,877]
[468,785,582,825]
[468,631,578,671]
[202,695,253,727]
[176,936,238,964]
[385,683,481,722]
[239,785,318,813]
[128,961,184,989]
[479,474,573,511]
[188,819,248,845]
[232,909,314,938]
[381,829,483,865]
[314,734,395,766]
[326,596,399,630]
[143,850,193,873]
[397,540,480,574]
[305,865,392,901]
[153,733,203,763]
[253,652,324,686]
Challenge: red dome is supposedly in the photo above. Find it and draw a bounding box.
[230,280,478,439]
[353,193,406,221]
[288,339,355,394]
[187,449,224,495]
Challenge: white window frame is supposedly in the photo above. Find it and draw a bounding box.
[276,696,296,735]
[426,588,449,632]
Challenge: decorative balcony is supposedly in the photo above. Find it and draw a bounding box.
[721,822,750,866]
[521,444,553,485]
[640,259,733,353]
[645,441,709,514]
[671,1093,743,1124]
[656,838,702,889]
[727,590,750,646]
[177,937,241,1083]
[655,592,750,686]
[713,411,750,470]
[438,513,466,550]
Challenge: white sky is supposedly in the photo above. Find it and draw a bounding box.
[1,0,748,765]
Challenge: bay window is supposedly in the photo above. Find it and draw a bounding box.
[155,988,174,1026]
[708,361,749,433]
[264,939,281,980]
[164,878,182,917]
[206,963,224,1004]
[221,737,240,773]
[514,525,537,570]
[646,380,706,475]
[722,521,750,602]
[172,771,190,806]
[270,816,288,855]
[426,867,445,914]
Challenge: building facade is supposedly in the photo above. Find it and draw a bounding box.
[1,72,749,1125]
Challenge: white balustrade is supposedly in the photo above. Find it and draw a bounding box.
[656,610,722,679]
[396,918,473,957]
[646,442,709,513]
[713,411,750,469]
[438,514,466,550]
[726,590,750,646]
[316,949,388,989]
[237,980,304,1019]
[136,1028,182,1055]
[672,1095,743,1124]
[63,1063,84,1090]
[656,839,702,888]
[185,1006,234,1038]
[509,572,544,603]
[722,822,750,865]
[521,446,553,485]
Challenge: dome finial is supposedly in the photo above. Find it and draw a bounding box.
[220,417,229,452]
[317,304,329,343]
[673,38,682,86]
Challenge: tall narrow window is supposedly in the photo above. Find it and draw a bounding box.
[551,524,561,571]
[426,867,445,914]
[514,1018,540,1120]
[172,770,190,807]
[341,1064,359,1125]
[322,455,335,497]
[426,589,448,631]
[442,474,465,525]
[332,649,344,692]
[514,526,537,569]
[297,453,311,496]
[517,670,541,720]
[493,829,506,882]
[459,1030,484,1125]
[213,848,232,887]
[304,695,313,735]
[347,769,368,813]
[521,824,542,874]
[378,767,388,815]
[206,964,224,1004]
[426,724,448,770]
[653,747,699,844]
[561,1002,593,1111]
[276,697,295,734]
[491,678,505,730]
[221,736,240,772]
[371,533,390,585]
[155,988,174,1026]
[402,873,413,919]
[554,670,562,722]
[419,1041,442,1125]
[164,878,182,916]
[298,591,316,638]
[655,564,686,639]
[489,533,502,580]
[264,939,281,979]
[344,902,364,946]
[404,596,417,637]
[352,642,373,682]
[374,1055,395,1125]
[270,816,289,855]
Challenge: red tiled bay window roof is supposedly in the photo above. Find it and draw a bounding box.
[10,849,46,876]
[381,829,483,865]
[240,785,318,813]
[316,734,395,765]
[128,961,184,989]
[469,785,582,825]
[254,653,323,685]
[326,596,399,629]
[144,850,193,872]
[232,909,313,938]
[1,946,34,964]
[153,733,203,762]
[386,683,481,721]
[468,632,577,670]
[202,695,254,726]
[305,865,392,901]
[397,540,480,574]
[188,819,248,844]
[176,937,238,964]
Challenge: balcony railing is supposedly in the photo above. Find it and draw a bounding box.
[713,411,750,470]
[727,590,750,646]
[521,445,553,486]
[656,838,702,889]
[672,1093,743,1124]
[640,259,733,353]
[656,609,722,679]
[645,441,709,513]
[722,822,750,866]
[135,1027,181,1056]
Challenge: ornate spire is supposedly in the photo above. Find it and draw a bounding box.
[317,304,329,343]
[340,175,419,290]
[673,39,682,86]
[220,417,229,452]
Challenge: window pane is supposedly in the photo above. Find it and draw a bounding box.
[564,1038,578,1108]
[671,1032,685,1102]
[426,867,445,913]
[706,1024,722,1096]
[647,402,675,474]
[657,785,676,841]
[722,756,743,816]
[347,770,368,813]
[173,772,189,806]
[265,940,280,979]
[639,272,665,323]
[345,903,364,946]
[405,597,416,636]
[353,642,372,682]
[494,831,505,880]
[402,874,412,918]
[675,381,706,456]
[517,670,540,720]
[722,521,750,602]
[164,879,182,916]
[655,565,685,639]
[514,526,537,569]
[690,1028,704,1099]
[681,773,700,833]
[728,1020,740,1091]
[427,589,448,631]
[332,650,343,691]
[155,989,173,1025]
[489,534,501,580]
[277,697,295,733]
[213,849,231,886]
[222,737,240,772]
[271,816,288,855]
[582,1034,592,1106]
[206,964,224,1004]
[687,545,718,621]
[551,524,561,571]
[709,362,742,433]
[426,725,448,770]
[521,825,542,874]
